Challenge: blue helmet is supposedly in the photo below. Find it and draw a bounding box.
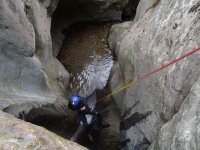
[70,95,81,108]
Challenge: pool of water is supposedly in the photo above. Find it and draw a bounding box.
[58,22,114,97]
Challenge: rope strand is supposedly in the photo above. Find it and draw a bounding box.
[97,47,200,103]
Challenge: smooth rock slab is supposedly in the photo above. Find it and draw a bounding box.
[0,111,87,150]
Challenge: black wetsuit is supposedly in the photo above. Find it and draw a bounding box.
[68,97,102,128]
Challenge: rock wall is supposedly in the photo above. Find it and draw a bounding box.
[109,0,200,149]
[150,76,200,150]
[0,0,69,113]
[0,110,87,149]
[0,1,88,148]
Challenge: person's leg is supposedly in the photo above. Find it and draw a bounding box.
[79,115,89,129]
[89,109,102,119]
[79,115,93,141]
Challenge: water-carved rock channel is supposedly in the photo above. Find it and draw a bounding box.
[1,0,199,149]
[30,22,119,149]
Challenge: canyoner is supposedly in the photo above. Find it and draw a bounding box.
[68,95,110,141]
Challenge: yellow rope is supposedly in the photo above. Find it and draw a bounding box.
[97,80,138,103]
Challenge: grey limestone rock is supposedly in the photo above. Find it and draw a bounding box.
[0,110,87,150]
[109,0,200,149]
[0,0,69,115]
[150,76,200,150]
[150,75,200,150]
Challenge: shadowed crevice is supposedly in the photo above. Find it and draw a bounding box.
[120,111,152,130]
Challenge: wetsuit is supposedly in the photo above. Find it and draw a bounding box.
[68,97,102,128]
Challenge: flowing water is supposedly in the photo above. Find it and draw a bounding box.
[58,22,114,97]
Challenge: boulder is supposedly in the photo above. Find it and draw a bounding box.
[0,111,87,150]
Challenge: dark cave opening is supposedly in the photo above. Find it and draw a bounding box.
[121,0,141,21]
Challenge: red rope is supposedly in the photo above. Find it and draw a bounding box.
[139,47,200,80]
[98,47,200,102]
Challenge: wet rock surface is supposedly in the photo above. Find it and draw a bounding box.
[109,0,200,149]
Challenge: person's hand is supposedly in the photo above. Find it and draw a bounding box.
[80,106,86,111]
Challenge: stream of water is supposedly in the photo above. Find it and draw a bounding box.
[58,22,114,98]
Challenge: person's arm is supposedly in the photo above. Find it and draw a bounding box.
[80,106,86,111]
[79,100,86,110]
[78,100,90,112]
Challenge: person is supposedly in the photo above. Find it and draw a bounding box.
[68,95,109,131]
